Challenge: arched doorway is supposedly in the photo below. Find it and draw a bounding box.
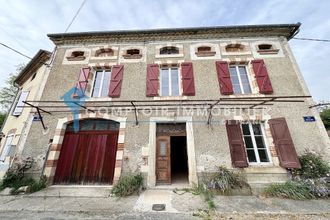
[53,119,120,185]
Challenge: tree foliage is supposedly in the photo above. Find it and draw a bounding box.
[0,64,24,112]
[0,113,5,128]
[320,108,330,130]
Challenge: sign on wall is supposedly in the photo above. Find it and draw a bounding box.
[303,116,316,122]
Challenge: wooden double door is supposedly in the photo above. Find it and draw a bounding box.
[54,131,118,185]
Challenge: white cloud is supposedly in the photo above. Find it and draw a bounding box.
[0,0,329,101]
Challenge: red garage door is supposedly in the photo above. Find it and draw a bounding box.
[54,119,119,185]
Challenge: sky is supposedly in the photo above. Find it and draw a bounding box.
[0,0,329,101]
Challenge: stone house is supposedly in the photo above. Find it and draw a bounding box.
[0,50,51,178]
[2,24,329,191]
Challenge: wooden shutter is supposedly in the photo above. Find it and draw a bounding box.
[108,65,124,98]
[73,67,90,97]
[181,62,195,96]
[226,120,248,168]
[268,118,301,169]
[251,59,273,94]
[215,61,233,95]
[146,64,159,97]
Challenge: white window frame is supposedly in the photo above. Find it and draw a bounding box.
[12,91,29,116]
[242,123,272,165]
[230,65,252,94]
[0,134,13,161]
[91,69,111,98]
[160,67,181,97]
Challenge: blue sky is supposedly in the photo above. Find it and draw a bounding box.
[0,0,329,101]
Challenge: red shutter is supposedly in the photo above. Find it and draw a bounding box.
[73,67,90,97]
[108,65,124,98]
[215,61,233,95]
[226,120,248,168]
[181,62,195,96]
[268,118,301,169]
[251,59,273,94]
[146,64,159,97]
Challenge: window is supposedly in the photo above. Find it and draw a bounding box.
[72,51,84,57]
[242,123,270,164]
[0,134,13,161]
[160,46,179,55]
[67,51,86,61]
[91,70,111,97]
[229,66,251,94]
[160,67,180,96]
[258,44,273,50]
[95,48,114,57]
[12,91,29,116]
[30,73,37,81]
[123,49,142,59]
[225,44,245,52]
[197,46,211,53]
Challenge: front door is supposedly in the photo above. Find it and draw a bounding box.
[156,136,171,184]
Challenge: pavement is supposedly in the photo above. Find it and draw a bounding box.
[0,186,328,219]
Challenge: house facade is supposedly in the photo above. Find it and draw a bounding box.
[11,24,329,191]
[0,50,51,178]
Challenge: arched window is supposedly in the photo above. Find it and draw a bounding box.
[197,46,211,53]
[195,46,216,57]
[258,44,273,50]
[67,50,86,61]
[66,119,120,132]
[225,44,245,52]
[95,48,114,57]
[123,49,142,59]
[160,46,179,55]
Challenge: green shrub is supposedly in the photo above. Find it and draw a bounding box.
[207,165,249,193]
[292,151,330,179]
[264,181,313,200]
[111,173,143,197]
[29,175,47,193]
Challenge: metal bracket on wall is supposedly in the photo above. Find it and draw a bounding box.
[23,101,51,130]
[131,101,139,125]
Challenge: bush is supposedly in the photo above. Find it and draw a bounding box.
[207,166,249,193]
[111,173,143,197]
[264,181,313,200]
[302,178,329,198]
[292,151,330,179]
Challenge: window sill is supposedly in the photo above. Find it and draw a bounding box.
[153,96,188,100]
[195,51,216,57]
[86,97,112,102]
[257,49,279,55]
[155,54,184,58]
[66,56,86,61]
[228,93,266,98]
[123,54,142,59]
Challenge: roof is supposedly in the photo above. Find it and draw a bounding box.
[14,50,52,86]
[47,23,301,45]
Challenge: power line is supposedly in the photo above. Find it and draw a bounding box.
[0,42,33,60]
[64,0,87,33]
[293,37,330,42]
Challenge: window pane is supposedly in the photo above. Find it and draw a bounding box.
[255,136,266,149]
[252,124,262,135]
[231,75,239,84]
[247,149,257,162]
[244,136,253,149]
[242,124,250,135]
[233,84,242,94]
[242,83,252,93]
[101,71,111,97]
[258,149,270,162]
[171,68,179,96]
[161,69,169,96]
[229,67,237,76]
[238,66,247,75]
[160,141,167,156]
[92,71,102,97]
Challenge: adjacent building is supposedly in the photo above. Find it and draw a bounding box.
[2,24,329,192]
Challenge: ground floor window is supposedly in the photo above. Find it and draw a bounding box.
[242,123,270,164]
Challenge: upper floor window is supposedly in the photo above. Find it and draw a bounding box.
[242,123,270,164]
[12,91,29,116]
[30,73,37,81]
[258,44,273,50]
[197,46,211,53]
[123,49,142,59]
[229,66,251,94]
[160,67,180,96]
[95,48,114,57]
[160,46,179,55]
[225,44,245,52]
[195,46,216,57]
[67,51,86,61]
[91,70,111,97]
